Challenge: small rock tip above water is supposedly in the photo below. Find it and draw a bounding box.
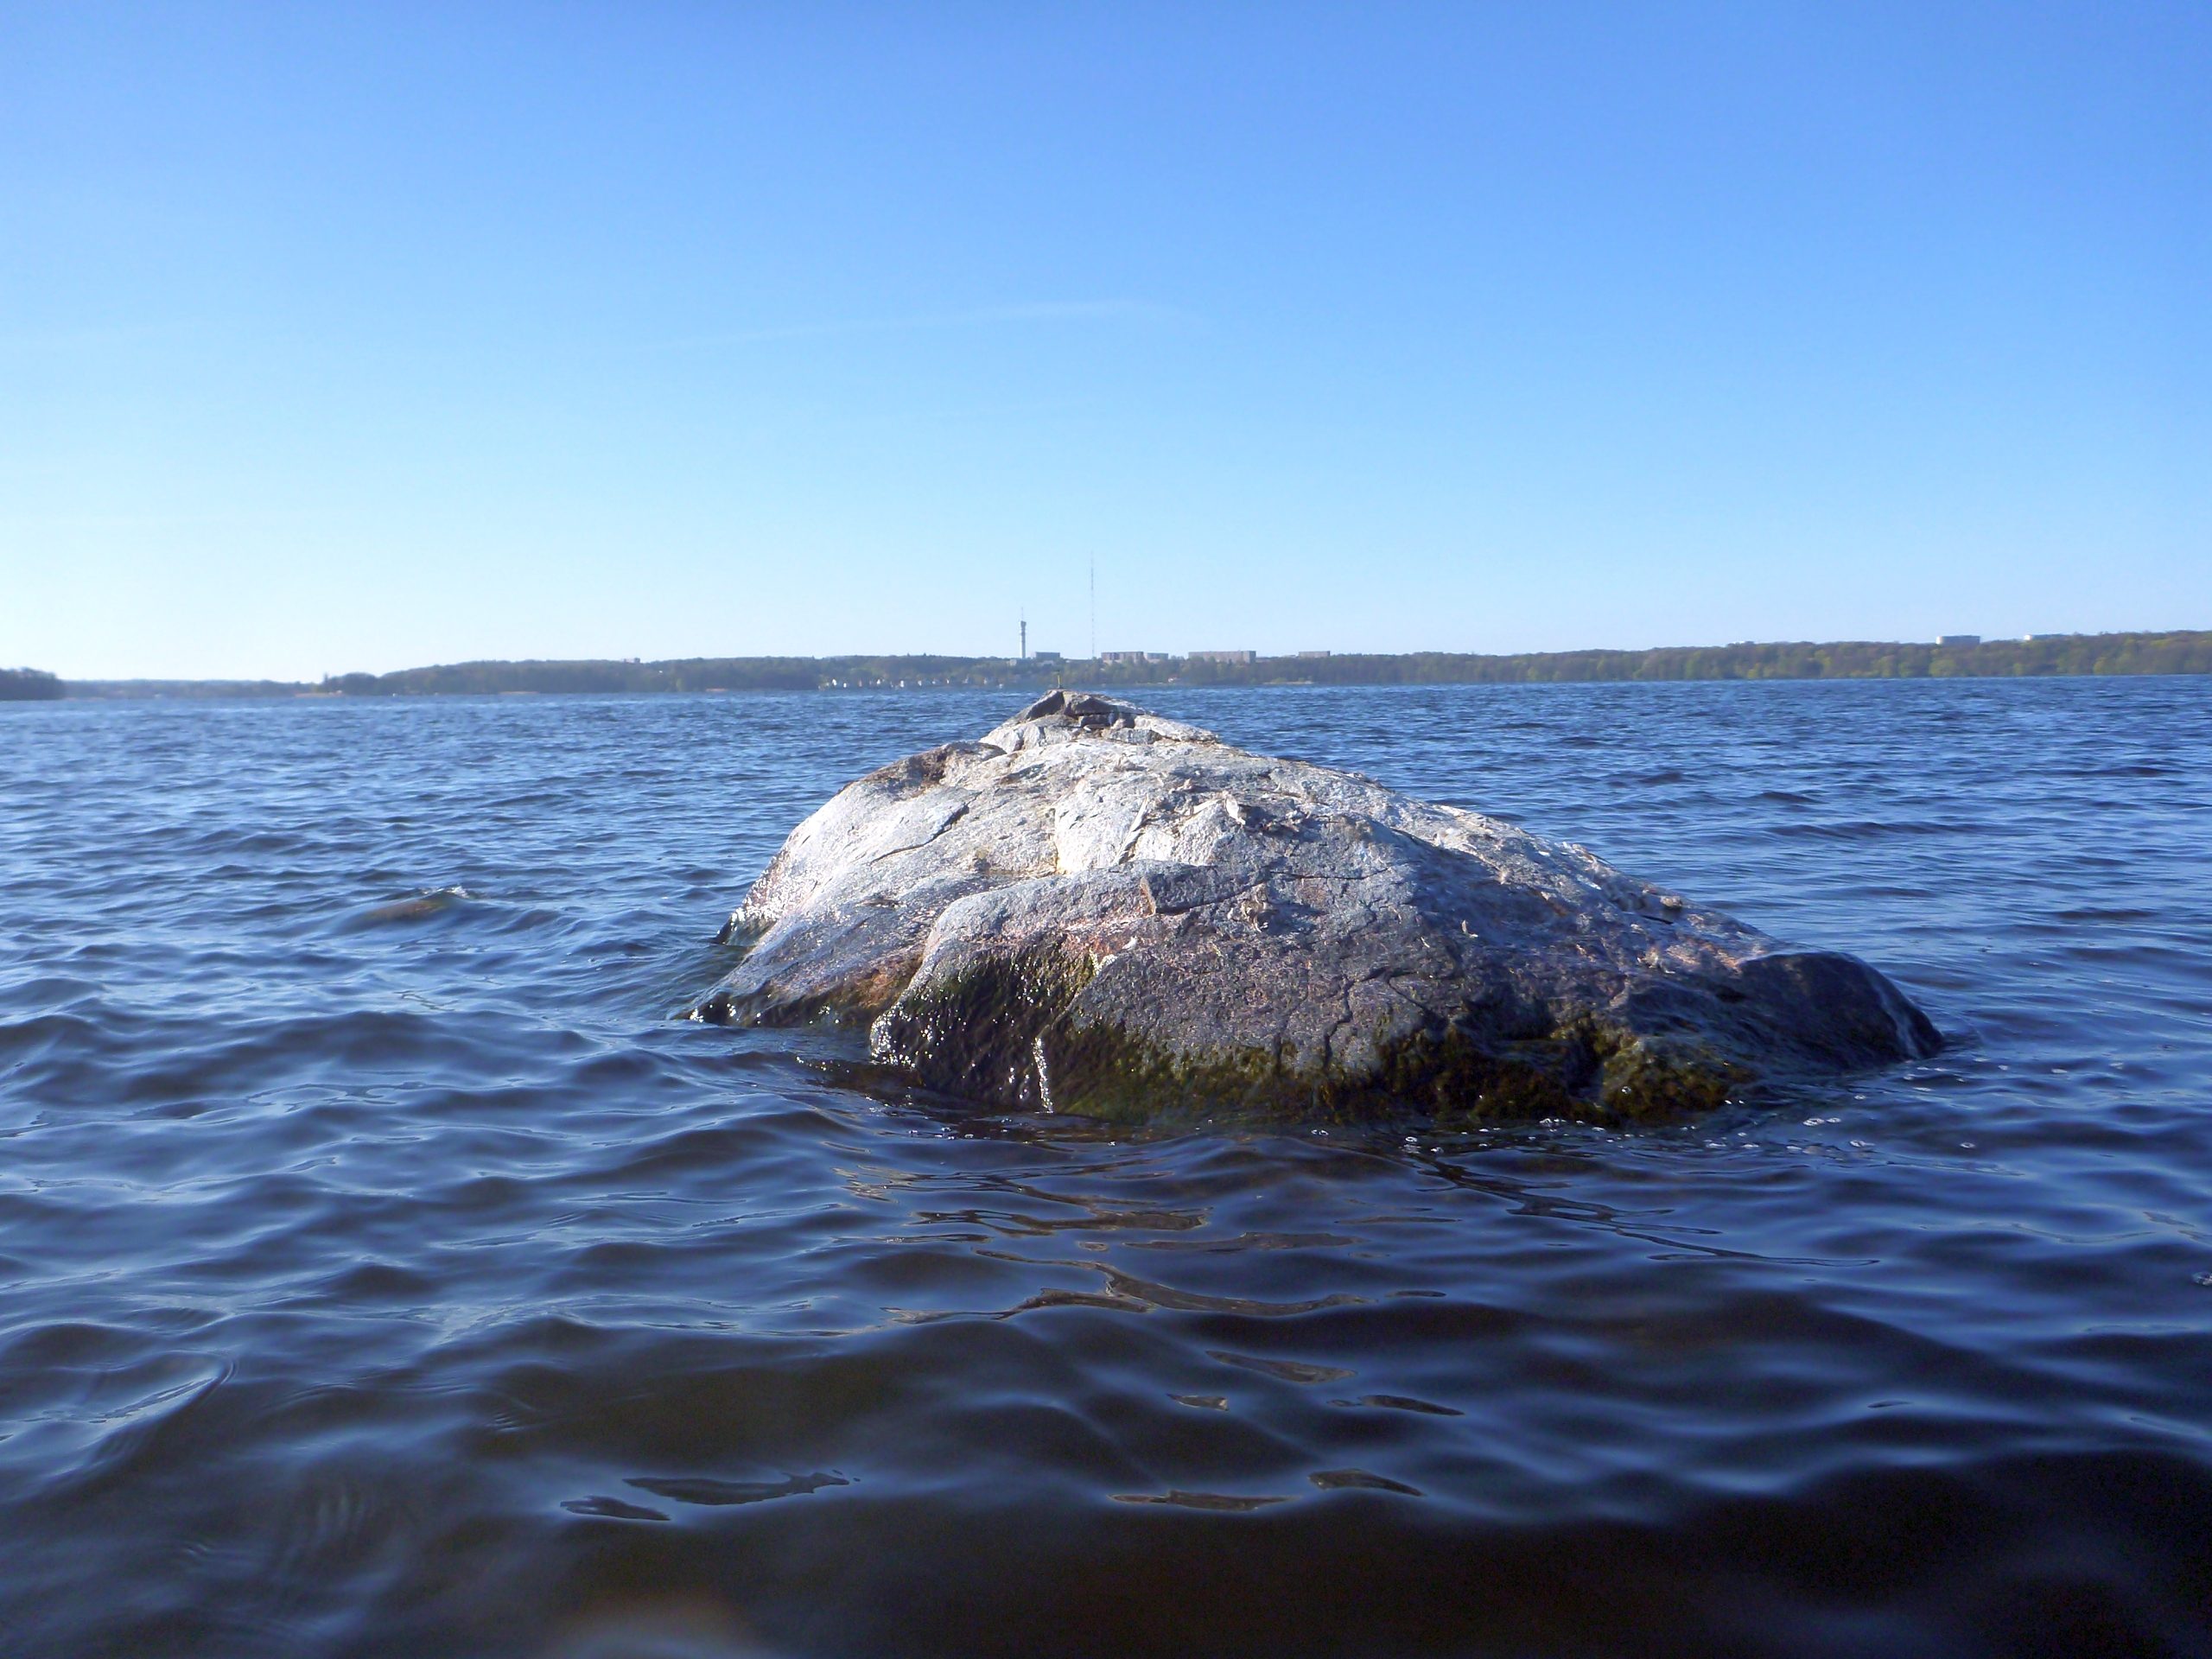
[696,690,1941,1123]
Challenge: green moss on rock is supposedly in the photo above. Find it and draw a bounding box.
[872,948,1745,1127]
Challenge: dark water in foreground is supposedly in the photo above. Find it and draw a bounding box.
[2,680,2209,1659]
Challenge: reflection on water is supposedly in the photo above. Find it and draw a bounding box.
[1,679,2208,1657]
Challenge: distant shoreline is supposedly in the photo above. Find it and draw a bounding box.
[35,630,2212,699]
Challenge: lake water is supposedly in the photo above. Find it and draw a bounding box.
[2,679,2208,1659]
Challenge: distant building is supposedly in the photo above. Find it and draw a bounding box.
[1938,634,1981,647]
[2024,632,2075,642]
[1189,649,1255,665]
[1031,650,1063,663]
[1100,650,1152,665]
[1296,650,1331,658]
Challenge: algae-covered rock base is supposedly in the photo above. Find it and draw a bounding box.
[697,692,1941,1122]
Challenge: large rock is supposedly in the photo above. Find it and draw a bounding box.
[697,691,1940,1122]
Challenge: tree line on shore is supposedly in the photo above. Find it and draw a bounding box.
[320,631,2212,693]
[1234,632,2212,686]
[0,668,65,701]
[37,630,2212,698]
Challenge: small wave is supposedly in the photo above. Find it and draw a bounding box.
[1207,1351,1357,1384]
[1309,1468,1423,1495]
[627,1471,850,1508]
[1332,1394,1465,1416]
[561,1495,668,1522]
[1767,818,1986,840]
[339,886,478,931]
[1113,1488,1291,1511]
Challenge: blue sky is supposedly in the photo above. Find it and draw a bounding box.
[4,3,2205,678]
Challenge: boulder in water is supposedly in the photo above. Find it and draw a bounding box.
[697,692,1940,1122]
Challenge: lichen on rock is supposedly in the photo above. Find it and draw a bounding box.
[696,690,1941,1122]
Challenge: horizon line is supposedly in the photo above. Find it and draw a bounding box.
[23,626,2210,688]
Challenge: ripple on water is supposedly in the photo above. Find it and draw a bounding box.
[0,680,2209,1657]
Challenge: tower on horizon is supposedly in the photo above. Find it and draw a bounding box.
[1020,611,1027,661]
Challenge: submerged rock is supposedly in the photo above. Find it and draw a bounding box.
[698,691,1940,1122]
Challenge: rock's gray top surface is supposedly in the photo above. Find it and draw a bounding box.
[699,691,1940,1122]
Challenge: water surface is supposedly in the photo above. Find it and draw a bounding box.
[2,680,2208,1657]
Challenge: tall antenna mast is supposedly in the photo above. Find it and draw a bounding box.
[1020,608,1027,662]
[1089,557,1096,662]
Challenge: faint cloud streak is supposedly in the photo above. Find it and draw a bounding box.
[656,299,1194,351]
